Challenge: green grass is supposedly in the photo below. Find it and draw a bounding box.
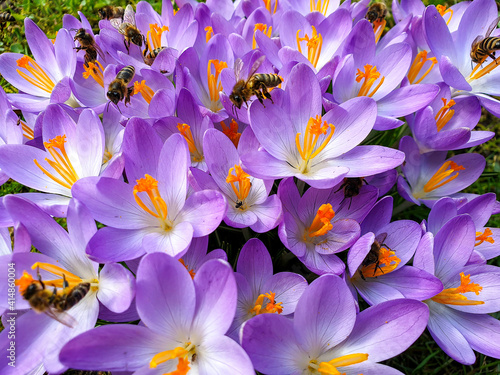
[1,0,500,374]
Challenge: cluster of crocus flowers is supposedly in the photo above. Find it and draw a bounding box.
[1,0,500,373]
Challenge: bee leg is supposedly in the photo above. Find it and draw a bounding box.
[334,181,347,193]
[260,85,273,103]
[62,274,69,289]
[36,266,46,290]
[359,270,366,281]
[124,40,130,53]
[489,52,498,64]
[255,90,266,107]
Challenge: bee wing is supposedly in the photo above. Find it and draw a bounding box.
[375,232,388,244]
[123,4,136,26]
[110,17,123,31]
[44,307,77,328]
[247,55,266,79]
[471,35,483,50]
[234,58,244,82]
[94,41,106,61]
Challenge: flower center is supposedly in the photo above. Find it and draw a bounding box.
[295,115,335,174]
[146,23,169,52]
[226,164,251,210]
[310,0,330,16]
[34,135,80,189]
[407,50,438,85]
[83,61,105,88]
[308,353,369,374]
[373,19,386,44]
[253,23,272,49]
[16,55,55,94]
[431,272,484,306]
[434,98,456,131]
[249,291,283,315]
[296,27,323,68]
[102,149,113,164]
[178,259,196,279]
[412,160,465,199]
[205,26,214,43]
[133,174,172,231]
[356,65,385,97]
[207,59,227,112]
[305,204,335,238]
[177,123,204,163]
[262,0,278,14]
[133,80,155,104]
[436,5,453,25]
[476,228,494,246]
[220,119,241,147]
[150,342,195,375]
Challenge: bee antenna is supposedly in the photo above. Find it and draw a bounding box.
[114,102,123,114]
[105,100,111,113]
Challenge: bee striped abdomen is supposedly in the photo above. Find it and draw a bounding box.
[471,37,500,63]
[250,74,282,88]
[116,65,135,83]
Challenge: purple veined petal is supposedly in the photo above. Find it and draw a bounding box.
[397,175,421,205]
[434,215,476,281]
[294,275,356,352]
[122,117,163,183]
[241,313,305,374]
[377,84,439,117]
[59,325,164,372]
[297,163,350,189]
[49,76,72,104]
[426,300,477,365]
[54,28,76,79]
[347,232,375,278]
[277,178,302,220]
[379,220,422,267]
[191,259,237,336]
[237,238,273,293]
[334,145,405,177]
[474,227,500,259]
[399,136,420,187]
[439,55,472,91]
[334,185,378,224]
[263,272,308,315]
[195,335,254,374]
[413,232,436,275]
[181,189,226,237]
[280,211,308,258]
[75,109,105,177]
[142,221,193,257]
[24,19,57,75]
[342,20,376,67]
[225,206,259,228]
[300,249,346,275]
[249,194,283,233]
[137,252,196,335]
[241,149,297,180]
[340,362,405,375]
[42,104,76,143]
[427,197,457,234]
[316,219,360,254]
[87,225,146,262]
[424,5,457,62]
[97,262,135,313]
[332,55,357,103]
[279,10,311,51]
[360,196,393,234]
[457,193,496,228]
[355,277,406,306]
[373,115,404,131]
[334,299,429,362]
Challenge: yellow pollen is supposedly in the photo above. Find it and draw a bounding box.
[431,272,484,306]
[262,0,278,14]
[310,0,330,16]
[435,98,456,131]
[220,119,241,147]
[33,135,80,189]
[16,55,55,94]
[295,115,335,173]
[133,174,170,228]
[253,23,272,49]
[313,353,369,374]
[306,204,335,238]
[177,123,204,162]
[19,120,34,140]
[146,23,169,53]
[423,160,465,193]
[207,59,227,111]
[250,291,283,315]
[373,19,386,44]
[205,26,214,43]
[360,247,401,278]
[102,149,113,164]
[407,50,438,84]
[356,65,385,97]
[476,228,494,246]
[133,80,155,104]
[150,342,195,375]
[179,259,196,279]
[82,61,105,88]
[226,164,252,206]
[468,53,500,81]
[436,5,453,25]
[296,26,323,68]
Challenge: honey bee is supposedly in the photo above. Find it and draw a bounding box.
[0,11,15,33]
[72,28,105,67]
[359,233,389,281]
[107,65,135,108]
[470,17,500,64]
[110,4,145,53]
[143,46,166,65]
[335,178,367,209]
[229,55,282,112]
[98,5,125,20]
[21,270,90,327]
[365,2,388,23]
[235,200,243,209]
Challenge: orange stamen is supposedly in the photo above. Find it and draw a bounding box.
[207,59,227,112]
[262,0,278,14]
[253,23,272,49]
[133,174,171,229]
[356,64,385,97]
[179,259,196,279]
[423,161,465,193]
[177,123,204,162]
[373,19,386,44]
[226,165,252,208]
[19,120,34,140]
[83,61,105,88]
[133,80,155,104]
[150,343,195,375]
[249,291,283,315]
[436,5,453,25]
[310,0,330,16]
[431,272,484,306]
[476,228,495,246]
[146,24,169,53]
[313,353,369,374]
[407,50,438,84]
[205,26,214,43]
[306,204,335,237]
[296,26,323,68]
[16,55,55,94]
[435,98,456,131]
[220,119,241,147]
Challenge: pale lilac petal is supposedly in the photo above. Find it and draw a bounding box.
[181,190,226,236]
[237,238,273,292]
[196,335,254,374]
[97,263,135,313]
[335,146,405,176]
[143,222,193,257]
[249,195,283,233]
[87,227,146,263]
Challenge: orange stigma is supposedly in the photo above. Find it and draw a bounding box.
[179,259,196,279]
[83,61,105,88]
[226,164,252,209]
[249,291,283,315]
[431,272,484,306]
[306,204,335,238]
[16,55,55,94]
[435,98,456,131]
[150,343,195,375]
[296,26,323,68]
[407,50,438,84]
[133,80,155,104]
[436,5,453,25]
[476,228,494,246]
[133,174,172,230]
[356,65,385,97]
[146,23,169,52]
[205,26,214,43]
[177,123,204,163]
[207,59,227,112]
[34,135,80,189]
[220,119,241,147]
[253,23,272,49]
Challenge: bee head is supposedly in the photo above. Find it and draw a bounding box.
[229,93,243,109]
[107,90,122,105]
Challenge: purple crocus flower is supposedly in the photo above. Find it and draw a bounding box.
[0,19,77,112]
[59,252,255,374]
[241,63,404,189]
[397,136,485,208]
[227,238,307,340]
[203,128,282,232]
[0,196,135,374]
[277,177,377,275]
[0,87,23,186]
[0,104,124,217]
[347,196,443,306]
[242,274,430,374]
[72,122,226,262]
[414,214,500,364]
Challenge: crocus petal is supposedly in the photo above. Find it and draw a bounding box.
[87,227,146,263]
[237,238,273,293]
[97,263,135,313]
[335,146,405,176]
[196,335,254,374]
[181,190,226,236]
